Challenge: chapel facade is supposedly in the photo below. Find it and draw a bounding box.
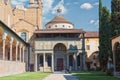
[0,0,99,75]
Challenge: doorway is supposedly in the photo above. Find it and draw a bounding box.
[57,58,63,71]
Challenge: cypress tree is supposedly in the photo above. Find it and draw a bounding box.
[111,0,120,36]
[99,0,111,70]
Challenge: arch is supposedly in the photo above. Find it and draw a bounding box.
[91,51,99,59]
[0,27,4,35]
[6,34,11,46]
[0,27,4,41]
[5,34,11,60]
[113,42,120,71]
[53,43,67,71]
[53,43,67,52]
[89,51,99,69]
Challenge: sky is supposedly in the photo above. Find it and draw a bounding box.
[10,0,112,31]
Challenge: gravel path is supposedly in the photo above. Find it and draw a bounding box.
[43,72,78,80]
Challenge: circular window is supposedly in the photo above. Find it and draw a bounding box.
[55,25,57,27]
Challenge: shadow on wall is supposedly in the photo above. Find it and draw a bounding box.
[86,51,100,70]
[68,44,79,54]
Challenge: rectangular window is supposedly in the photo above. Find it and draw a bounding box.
[86,45,90,50]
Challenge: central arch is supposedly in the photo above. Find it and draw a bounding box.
[53,43,67,71]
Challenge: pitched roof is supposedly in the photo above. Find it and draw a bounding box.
[85,31,99,38]
[46,16,73,26]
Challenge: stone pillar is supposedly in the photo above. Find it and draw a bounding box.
[19,44,22,62]
[75,54,77,70]
[67,54,69,69]
[2,38,6,60]
[43,53,45,72]
[16,42,18,61]
[10,39,13,61]
[22,46,25,62]
[35,54,37,72]
[52,53,54,72]
[82,33,87,71]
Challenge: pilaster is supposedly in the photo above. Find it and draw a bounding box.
[35,54,38,72]
[52,52,54,72]
[22,46,25,62]
[43,53,45,72]
[67,54,69,69]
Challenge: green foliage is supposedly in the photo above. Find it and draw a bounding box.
[99,2,112,70]
[111,0,120,36]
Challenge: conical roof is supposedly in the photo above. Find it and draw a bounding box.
[46,16,73,25]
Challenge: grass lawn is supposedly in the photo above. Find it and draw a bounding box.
[0,72,51,80]
[72,71,120,80]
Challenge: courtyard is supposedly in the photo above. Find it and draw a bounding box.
[0,71,119,80]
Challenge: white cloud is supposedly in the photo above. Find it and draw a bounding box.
[89,19,99,26]
[80,3,93,10]
[66,2,79,6]
[42,0,54,15]
[52,0,67,15]
[93,2,99,6]
[90,20,95,24]
[11,0,28,6]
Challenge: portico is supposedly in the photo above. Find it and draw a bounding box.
[0,20,28,76]
[34,29,86,72]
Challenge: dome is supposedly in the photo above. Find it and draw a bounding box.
[46,16,73,25]
[46,16,74,29]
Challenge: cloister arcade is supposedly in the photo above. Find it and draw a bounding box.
[0,20,28,76]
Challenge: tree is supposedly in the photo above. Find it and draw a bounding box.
[111,0,120,36]
[99,0,111,70]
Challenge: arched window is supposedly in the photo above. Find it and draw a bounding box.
[21,32,26,41]
[55,25,57,27]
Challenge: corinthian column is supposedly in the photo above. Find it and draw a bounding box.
[16,42,18,61]
[22,46,25,62]
[10,38,13,61]
[2,35,6,60]
[19,44,22,62]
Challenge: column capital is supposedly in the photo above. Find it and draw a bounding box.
[16,41,19,45]
[19,43,23,48]
[10,38,14,44]
[2,33,7,40]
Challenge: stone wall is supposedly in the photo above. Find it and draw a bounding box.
[0,60,25,76]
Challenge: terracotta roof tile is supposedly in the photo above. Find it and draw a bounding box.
[46,16,73,26]
[85,31,99,38]
[35,29,85,34]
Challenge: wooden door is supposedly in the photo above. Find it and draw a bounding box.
[57,58,63,71]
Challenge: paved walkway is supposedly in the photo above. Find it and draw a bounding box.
[43,72,78,80]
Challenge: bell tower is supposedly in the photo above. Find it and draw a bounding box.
[27,0,42,29]
[29,0,42,8]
